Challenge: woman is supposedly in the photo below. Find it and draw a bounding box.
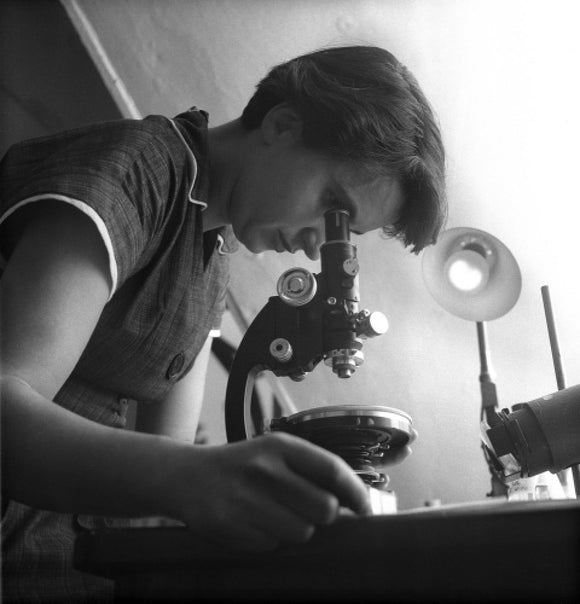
[0,45,446,601]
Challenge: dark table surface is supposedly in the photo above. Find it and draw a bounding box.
[74,498,580,602]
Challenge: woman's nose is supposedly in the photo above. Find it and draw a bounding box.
[300,227,322,261]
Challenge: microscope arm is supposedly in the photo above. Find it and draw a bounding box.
[224,294,326,442]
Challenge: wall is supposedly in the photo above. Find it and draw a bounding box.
[0,0,121,156]
[12,0,580,510]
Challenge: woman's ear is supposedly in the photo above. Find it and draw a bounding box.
[260,103,303,146]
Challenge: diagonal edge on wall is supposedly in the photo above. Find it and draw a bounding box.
[59,0,142,120]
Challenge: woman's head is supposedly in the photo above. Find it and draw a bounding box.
[241,45,446,253]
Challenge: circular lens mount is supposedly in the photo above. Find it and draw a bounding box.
[271,405,415,485]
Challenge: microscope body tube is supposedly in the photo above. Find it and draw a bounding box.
[320,210,359,308]
[486,384,580,477]
[319,210,362,378]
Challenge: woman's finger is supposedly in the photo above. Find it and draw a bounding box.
[266,433,371,515]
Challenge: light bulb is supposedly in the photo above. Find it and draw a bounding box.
[445,250,490,293]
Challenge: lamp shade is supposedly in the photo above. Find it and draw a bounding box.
[422,227,522,321]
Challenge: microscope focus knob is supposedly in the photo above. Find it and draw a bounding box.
[269,338,293,363]
[356,310,389,338]
[277,268,318,306]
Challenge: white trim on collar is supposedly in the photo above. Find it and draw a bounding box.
[216,232,229,255]
[167,118,207,210]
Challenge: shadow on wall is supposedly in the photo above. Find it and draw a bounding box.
[0,0,121,157]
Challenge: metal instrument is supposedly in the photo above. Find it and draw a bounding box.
[270,405,414,489]
[482,286,580,494]
[423,227,579,498]
[224,209,414,508]
[482,385,580,483]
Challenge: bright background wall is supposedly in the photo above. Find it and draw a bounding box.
[4,0,580,510]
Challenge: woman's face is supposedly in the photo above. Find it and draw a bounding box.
[229,140,403,260]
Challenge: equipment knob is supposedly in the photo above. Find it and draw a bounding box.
[269,338,293,363]
[356,310,389,338]
[277,268,317,306]
[342,257,359,277]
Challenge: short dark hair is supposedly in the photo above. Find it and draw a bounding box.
[241,45,446,253]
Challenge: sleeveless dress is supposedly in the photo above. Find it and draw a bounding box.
[0,108,232,602]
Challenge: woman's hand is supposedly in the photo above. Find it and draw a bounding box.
[166,432,372,551]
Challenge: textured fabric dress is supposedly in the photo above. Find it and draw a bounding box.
[0,108,232,602]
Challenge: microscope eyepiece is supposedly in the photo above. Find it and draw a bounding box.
[324,209,351,242]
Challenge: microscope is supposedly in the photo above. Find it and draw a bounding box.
[74,219,580,601]
[225,217,580,506]
[224,209,415,512]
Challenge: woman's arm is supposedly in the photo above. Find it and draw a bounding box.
[1,203,370,550]
[0,202,176,515]
[134,336,213,442]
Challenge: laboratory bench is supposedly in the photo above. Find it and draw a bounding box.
[74,498,580,602]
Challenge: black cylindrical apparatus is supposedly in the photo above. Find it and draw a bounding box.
[320,210,359,308]
[485,384,580,477]
[319,210,362,378]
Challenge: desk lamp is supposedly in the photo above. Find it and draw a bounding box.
[422,227,521,496]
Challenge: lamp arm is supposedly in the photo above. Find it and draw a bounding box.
[476,321,499,423]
